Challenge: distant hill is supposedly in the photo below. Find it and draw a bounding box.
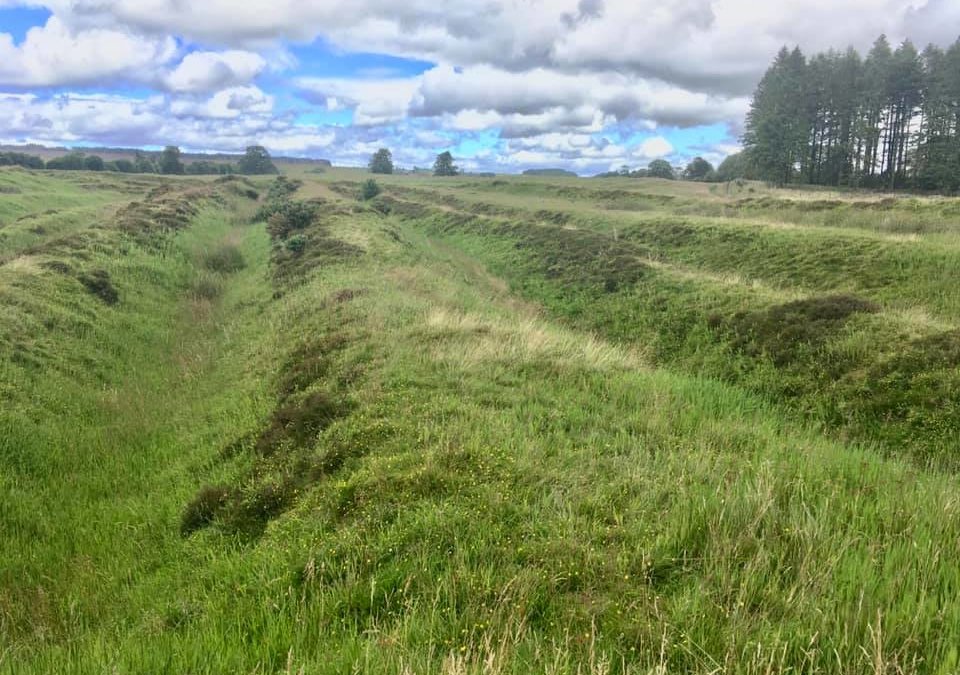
[0,143,332,167]
[523,168,578,177]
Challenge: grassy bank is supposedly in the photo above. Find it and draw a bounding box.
[4,170,960,672]
[365,181,960,467]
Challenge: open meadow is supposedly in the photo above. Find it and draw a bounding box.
[3,164,960,673]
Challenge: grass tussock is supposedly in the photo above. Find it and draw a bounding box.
[116,185,202,237]
[189,272,223,301]
[424,308,643,371]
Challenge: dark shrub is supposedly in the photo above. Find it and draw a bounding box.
[724,294,879,365]
[359,179,381,201]
[180,485,232,535]
[277,334,349,399]
[41,260,72,275]
[256,391,351,455]
[191,274,223,300]
[203,244,246,273]
[266,176,302,202]
[79,270,119,305]
[285,234,307,253]
[266,201,318,239]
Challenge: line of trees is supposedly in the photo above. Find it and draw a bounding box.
[0,145,279,176]
[367,148,461,176]
[743,35,960,192]
[595,157,719,181]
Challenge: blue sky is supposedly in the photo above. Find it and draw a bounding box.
[0,0,955,174]
[0,7,51,41]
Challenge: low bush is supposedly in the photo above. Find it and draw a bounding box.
[285,234,307,253]
[266,201,318,239]
[359,179,381,201]
[78,269,119,305]
[202,244,246,273]
[180,485,232,535]
[255,391,351,455]
[191,272,224,300]
[723,294,879,365]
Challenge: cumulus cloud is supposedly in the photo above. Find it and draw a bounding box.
[0,16,176,87]
[638,136,674,158]
[164,51,267,93]
[2,0,958,170]
[168,86,274,119]
[22,0,958,92]
[0,90,326,154]
[411,64,749,129]
[494,131,678,174]
[296,76,420,125]
[296,64,748,137]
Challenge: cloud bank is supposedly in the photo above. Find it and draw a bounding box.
[0,0,956,173]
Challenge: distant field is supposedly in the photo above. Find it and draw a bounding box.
[3,165,960,673]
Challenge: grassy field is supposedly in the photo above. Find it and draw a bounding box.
[3,165,960,673]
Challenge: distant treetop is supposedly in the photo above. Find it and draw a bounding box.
[160,146,185,175]
[238,145,279,175]
[369,148,394,174]
[683,157,715,181]
[433,151,458,177]
[647,159,675,180]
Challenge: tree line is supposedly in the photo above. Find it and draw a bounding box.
[368,148,461,176]
[594,157,718,181]
[369,148,724,181]
[742,35,960,192]
[0,145,279,176]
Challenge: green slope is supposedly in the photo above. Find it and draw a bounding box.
[3,170,960,673]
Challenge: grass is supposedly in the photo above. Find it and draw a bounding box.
[3,167,960,672]
[368,182,960,466]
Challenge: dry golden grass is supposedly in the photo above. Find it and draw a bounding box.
[424,308,646,372]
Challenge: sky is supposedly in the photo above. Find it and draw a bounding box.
[0,1,958,175]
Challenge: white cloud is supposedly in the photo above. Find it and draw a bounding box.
[168,86,274,119]
[411,64,749,129]
[3,0,954,171]
[164,50,267,93]
[0,16,176,87]
[638,136,673,158]
[0,90,325,155]
[22,0,957,93]
[0,92,164,142]
[295,64,748,136]
[296,76,420,125]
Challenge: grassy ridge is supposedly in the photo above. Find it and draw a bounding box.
[5,170,960,672]
[370,185,960,466]
[0,169,168,260]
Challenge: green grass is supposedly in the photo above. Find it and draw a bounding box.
[371,182,960,466]
[4,169,960,672]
